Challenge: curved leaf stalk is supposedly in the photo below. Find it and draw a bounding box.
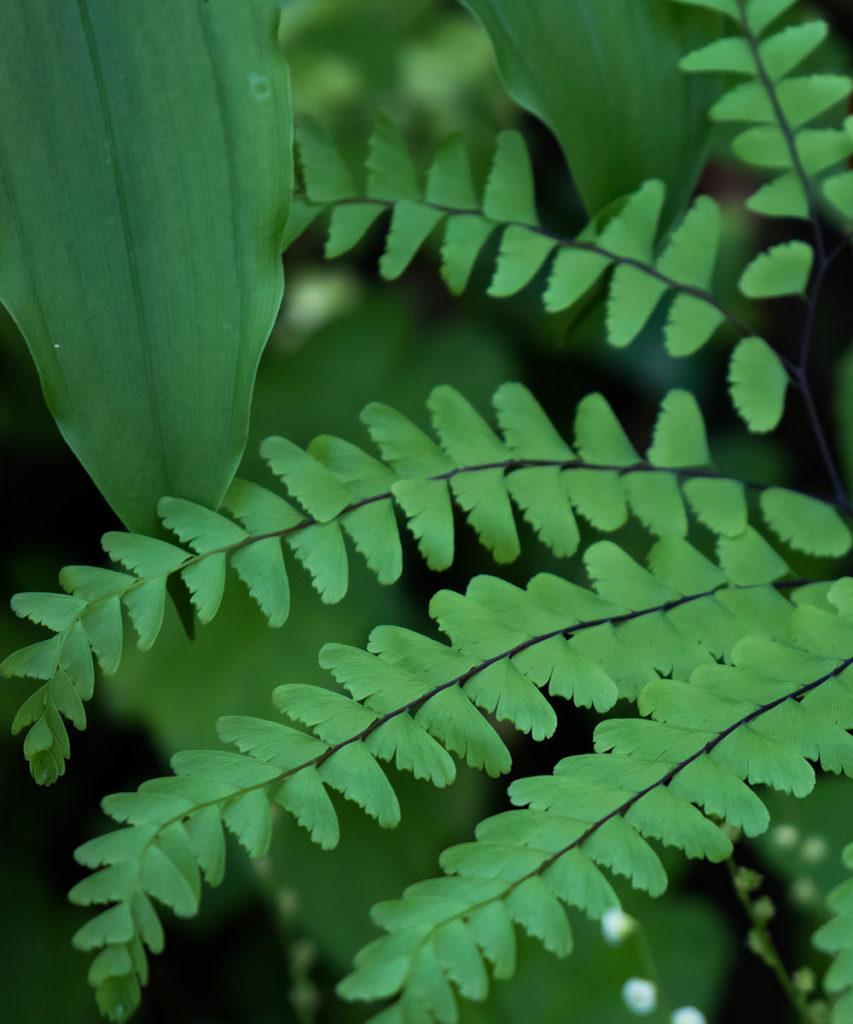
[678,0,853,505]
[736,0,848,508]
[726,857,813,1023]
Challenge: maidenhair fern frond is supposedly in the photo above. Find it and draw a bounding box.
[674,0,853,234]
[340,586,853,1022]
[68,537,826,1020]
[285,112,838,435]
[6,382,848,784]
[671,0,853,504]
[287,117,750,359]
[288,113,770,348]
[287,5,853,449]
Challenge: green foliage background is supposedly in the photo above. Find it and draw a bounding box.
[2,1,852,1021]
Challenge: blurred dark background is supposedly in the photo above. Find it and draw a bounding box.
[2,1,853,1021]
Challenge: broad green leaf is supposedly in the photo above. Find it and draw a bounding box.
[461,0,722,220]
[0,2,293,532]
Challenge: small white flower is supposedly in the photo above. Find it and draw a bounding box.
[622,977,658,1016]
[790,876,819,908]
[671,1007,707,1024]
[800,835,828,864]
[601,906,635,946]
[771,823,800,849]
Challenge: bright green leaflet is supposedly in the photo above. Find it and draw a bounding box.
[0,0,293,532]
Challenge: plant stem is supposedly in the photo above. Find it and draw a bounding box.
[253,838,320,1024]
[725,858,811,1024]
[631,922,672,1020]
[735,0,851,509]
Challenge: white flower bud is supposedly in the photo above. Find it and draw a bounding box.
[800,835,828,864]
[790,876,819,908]
[671,1007,707,1024]
[771,823,800,849]
[601,907,635,946]
[622,977,658,1016]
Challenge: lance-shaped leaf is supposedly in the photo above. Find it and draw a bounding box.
[0,1,293,532]
[458,0,722,221]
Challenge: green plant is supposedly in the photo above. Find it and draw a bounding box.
[5,0,853,1021]
[0,1,293,532]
